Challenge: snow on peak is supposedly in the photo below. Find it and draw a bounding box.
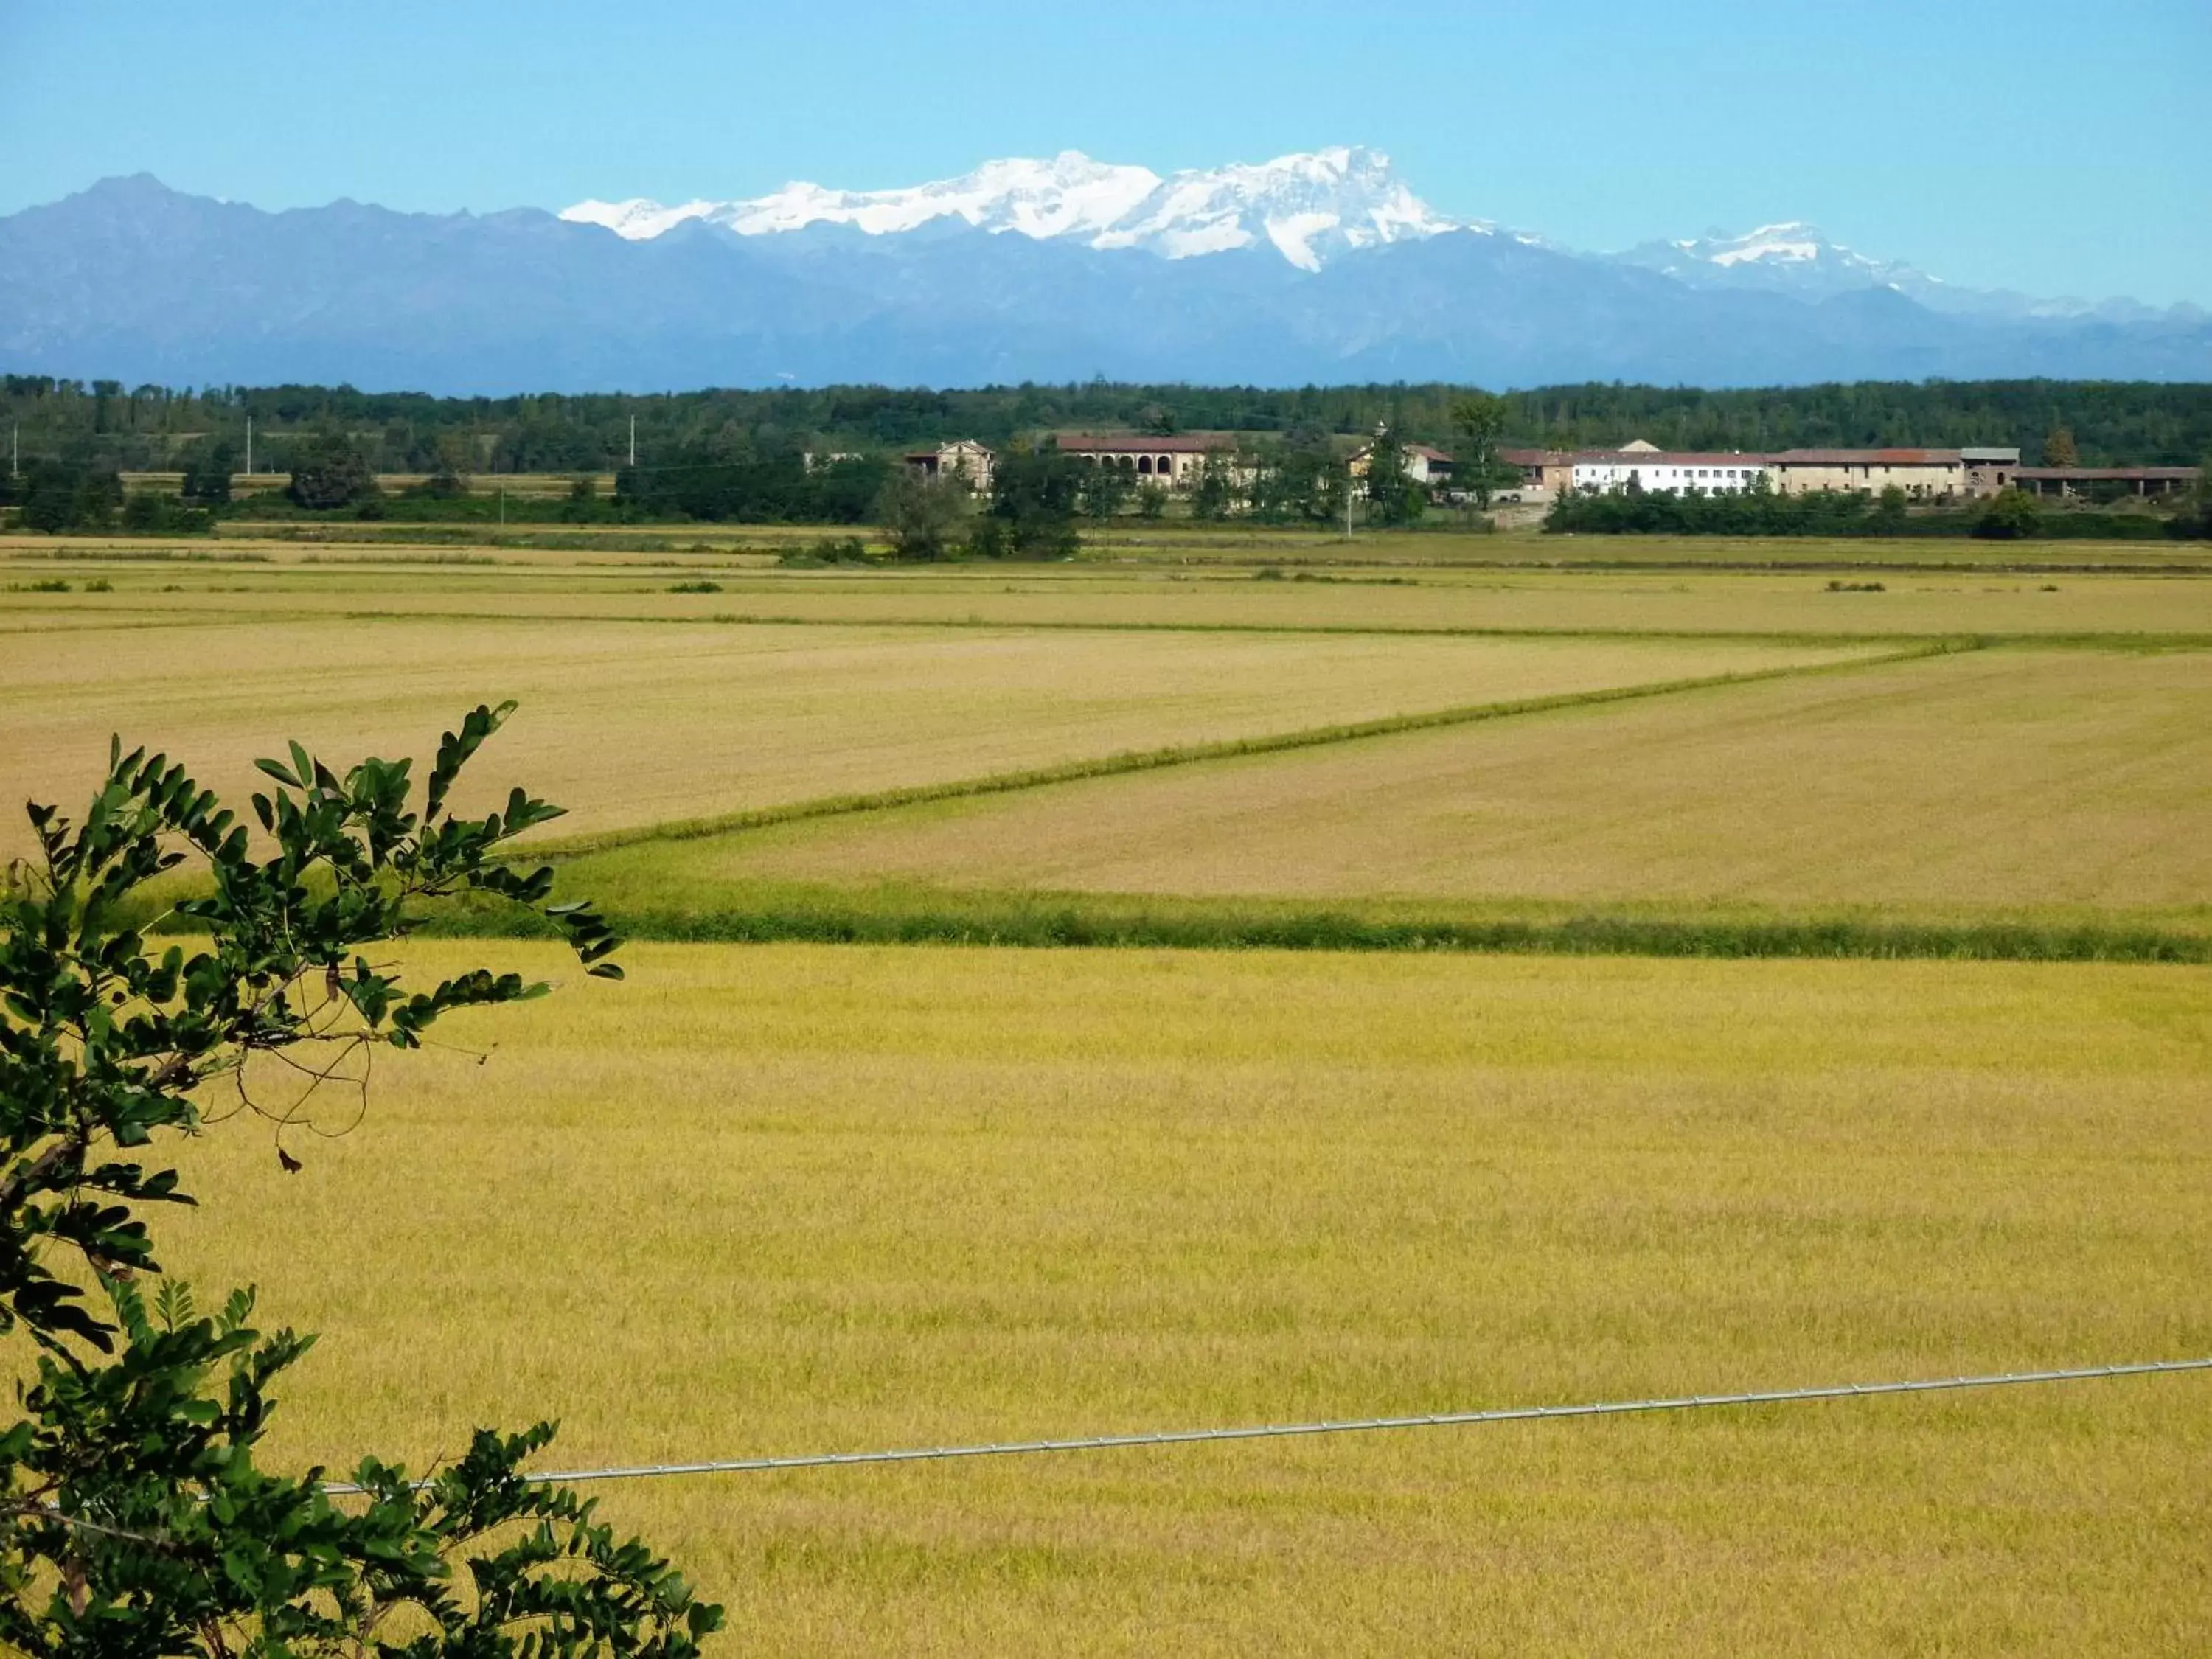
[1618,221,1942,300]
[560,196,723,240]
[1680,222,1882,271]
[560,147,1478,269]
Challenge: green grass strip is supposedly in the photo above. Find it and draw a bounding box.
[411,891,2212,965]
[524,640,1968,860]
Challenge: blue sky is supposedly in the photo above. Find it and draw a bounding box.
[5,0,2208,306]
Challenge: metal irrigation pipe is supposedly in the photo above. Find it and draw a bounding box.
[323,1357,2212,1494]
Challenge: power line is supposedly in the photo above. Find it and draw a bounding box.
[321,1357,2210,1495]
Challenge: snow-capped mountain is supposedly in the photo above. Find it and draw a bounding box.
[563,151,2201,318]
[6,172,2207,393]
[1613,223,1946,302]
[563,147,1475,271]
[1606,222,2204,322]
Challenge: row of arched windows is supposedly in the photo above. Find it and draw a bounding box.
[1079,453,1179,475]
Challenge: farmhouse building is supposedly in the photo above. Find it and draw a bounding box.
[1054,433,1235,487]
[903,439,995,493]
[1500,448,1575,495]
[1572,452,1770,494]
[1349,442,1455,487]
[1767,448,1966,498]
[1963,447,2022,495]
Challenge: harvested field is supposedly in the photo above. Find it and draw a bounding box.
[7,552,2212,637]
[564,645,2212,927]
[0,612,1877,857]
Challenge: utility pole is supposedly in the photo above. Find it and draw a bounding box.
[9,421,16,479]
[246,416,253,479]
[628,414,636,468]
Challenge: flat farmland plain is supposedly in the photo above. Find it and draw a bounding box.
[18,523,2209,572]
[9,535,2210,1654]
[630,644,2212,929]
[157,942,2212,1656]
[0,610,1876,858]
[9,539,2212,638]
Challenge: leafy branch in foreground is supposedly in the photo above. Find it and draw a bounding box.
[0,703,720,1653]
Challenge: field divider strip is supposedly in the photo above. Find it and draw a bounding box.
[321,1357,2212,1492]
[16,599,2208,652]
[522,639,1969,860]
[450,900,2210,964]
[283,604,1955,647]
[13,597,1933,647]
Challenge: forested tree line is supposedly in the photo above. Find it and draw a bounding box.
[4,373,2211,476]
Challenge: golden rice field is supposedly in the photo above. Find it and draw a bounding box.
[156,942,2212,1655]
[0,608,1879,859]
[7,536,2210,1652]
[20,520,2212,571]
[6,536,2212,637]
[632,644,2212,929]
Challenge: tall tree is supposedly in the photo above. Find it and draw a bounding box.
[874,467,970,560]
[2042,426,2080,467]
[178,439,235,506]
[1188,452,1239,521]
[1450,391,1511,510]
[18,460,122,532]
[286,428,378,510]
[1361,427,1423,528]
[986,447,1084,557]
[1077,459,1133,520]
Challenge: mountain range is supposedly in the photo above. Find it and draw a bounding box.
[3,149,2205,394]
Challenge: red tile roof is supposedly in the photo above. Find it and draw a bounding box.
[1054,433,1234,453]
[1572,453,1772,467]
[1770,448,1963,465]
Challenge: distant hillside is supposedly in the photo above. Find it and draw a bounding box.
[2,170,2208,394]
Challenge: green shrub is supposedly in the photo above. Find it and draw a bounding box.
[1972,487,2042,540]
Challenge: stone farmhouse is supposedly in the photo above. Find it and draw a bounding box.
[1053,433,1237,487]
[1765,448,2017,499]
[1501,449,1576,495]
[1349,441,1455,487]
[1963,448,2023,495]
[902,439,996,493]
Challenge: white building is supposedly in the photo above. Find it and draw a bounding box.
[1571,451,1770,495]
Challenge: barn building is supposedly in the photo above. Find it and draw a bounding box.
[1053,433,1235,487]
